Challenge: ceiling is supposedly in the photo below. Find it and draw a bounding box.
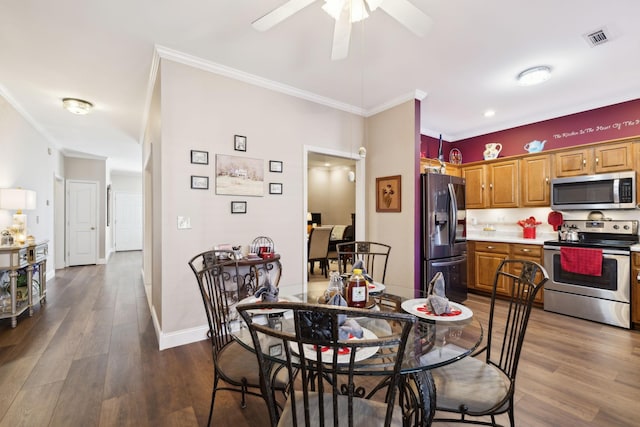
[2,1,639,173]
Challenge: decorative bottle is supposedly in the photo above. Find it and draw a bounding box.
[347,268,368,308]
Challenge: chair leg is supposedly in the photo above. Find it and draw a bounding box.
[208,376,219,426]
[240,378,248,409]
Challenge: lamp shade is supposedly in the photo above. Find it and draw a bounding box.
[0,188,37,212]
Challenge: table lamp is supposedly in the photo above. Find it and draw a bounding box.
[0,188,36,245]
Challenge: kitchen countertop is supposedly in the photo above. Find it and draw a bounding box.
[631,244,640,252]
[466,231,554,246]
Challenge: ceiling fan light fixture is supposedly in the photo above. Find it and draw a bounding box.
[62,97,93,115]
[517,66,552,86]
[323,0,379,23]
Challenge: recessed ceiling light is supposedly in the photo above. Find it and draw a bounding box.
[484,110,496,118]
[516,66,552,86]
[62,98,93,115]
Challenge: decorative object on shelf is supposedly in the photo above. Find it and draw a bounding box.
[0,188,36,245]
[190,150,209,164]
[250,236,275,258]
[1,229,14,246]
[449,148,462,164]
[269,160,283,173]
[234,134,247,152]
[269,183,283,195]
[518,216,542,239]
[190,175,209,190]
[524,139,546,153]
[215,154,264,196]
[437,134,444,162]
[483,143,502,160]
[376,175,401,212]
[231,201,247,214]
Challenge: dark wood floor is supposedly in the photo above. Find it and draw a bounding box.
[1,252,639,426]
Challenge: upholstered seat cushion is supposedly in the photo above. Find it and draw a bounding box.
[218,341,288,388]
[278,392,403,427]
[431,355,511,414]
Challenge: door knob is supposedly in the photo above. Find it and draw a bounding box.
[91,227,96,230]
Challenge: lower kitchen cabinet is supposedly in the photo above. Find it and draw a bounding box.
[468,241,544,304]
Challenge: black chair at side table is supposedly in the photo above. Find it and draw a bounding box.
[189,249,288,426]
[237,302,416,427]
[431,259,548,427]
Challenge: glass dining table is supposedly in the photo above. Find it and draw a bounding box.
[231,289,484,425]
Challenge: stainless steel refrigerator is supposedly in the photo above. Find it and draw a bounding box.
[421,173,467,302]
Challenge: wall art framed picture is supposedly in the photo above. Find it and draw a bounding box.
[269,182,283,195]
[190,150,209,165]
[376,175,401,212]
[215,154,264,196]
[191,175,209,190]
[269,160,283,173]
[234,135,247,152]
[231,201,247,214]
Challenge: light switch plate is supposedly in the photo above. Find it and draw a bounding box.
[177,216,191,229]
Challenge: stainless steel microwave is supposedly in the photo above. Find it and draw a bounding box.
[551,171,637,210]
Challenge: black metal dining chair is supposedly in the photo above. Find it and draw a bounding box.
[336,241,391,283]
[189,249,288,426]
[236,302,416,427]
[430,259,548,426]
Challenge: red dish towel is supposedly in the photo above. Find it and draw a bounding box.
[560,247,603,276]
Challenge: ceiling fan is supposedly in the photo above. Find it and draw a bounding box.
[252,0,433,60]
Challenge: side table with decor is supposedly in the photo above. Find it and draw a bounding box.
[0,241,48,328]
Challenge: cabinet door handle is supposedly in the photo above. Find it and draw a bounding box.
[481,184,485,190]
[521,249,531,253]
[489,183,493,189]
[637,273,640,282]
[545,177,549,184]
[595,157,599,164]
[486,246,494,249]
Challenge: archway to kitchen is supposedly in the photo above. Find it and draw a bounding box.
[303,146,365,288]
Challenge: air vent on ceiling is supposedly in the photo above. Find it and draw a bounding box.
[584,28,609,47]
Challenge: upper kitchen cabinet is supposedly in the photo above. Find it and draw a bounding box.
[554,142,634,177]
[520,154,551,207]
[462,159,519,208]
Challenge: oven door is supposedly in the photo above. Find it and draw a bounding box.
[543,246,630,302]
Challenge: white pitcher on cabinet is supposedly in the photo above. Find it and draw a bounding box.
[483,143,502,160]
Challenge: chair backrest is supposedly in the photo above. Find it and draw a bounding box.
[308,226,333,260]
[236,302,416,427]
[188,249,242,360]
[485,259,547,381]
[336,241,391,283]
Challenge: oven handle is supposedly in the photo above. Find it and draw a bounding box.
[543,245,630,256]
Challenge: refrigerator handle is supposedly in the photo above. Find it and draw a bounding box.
[448,183,457,245]
[431,255,466,267]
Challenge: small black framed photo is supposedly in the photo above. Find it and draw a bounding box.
[269,183,283,195]
[231,201,247,214]
[234,135,247,152]
[190,150,208,165]
[269,344,283,357]
[269,160,283,173]
[191,175,209,190]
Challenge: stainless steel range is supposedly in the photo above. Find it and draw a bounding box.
[543,219,639,329]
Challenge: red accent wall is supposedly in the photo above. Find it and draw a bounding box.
[421,98,640,163]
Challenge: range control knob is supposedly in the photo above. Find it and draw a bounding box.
[613,224,620,230]
[624,225,630,230]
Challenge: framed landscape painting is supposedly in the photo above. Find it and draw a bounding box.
[215,154,264,196]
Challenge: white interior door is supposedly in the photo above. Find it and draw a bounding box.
[114,192,142,251]
[67,180,98,266]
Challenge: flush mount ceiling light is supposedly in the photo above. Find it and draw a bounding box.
[62,98,93,115]
[517,66,552,86]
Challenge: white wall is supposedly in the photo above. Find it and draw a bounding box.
[365,100,420,298]
[153,58,365,345]
[0,93,61,278]
[308,166,355,226]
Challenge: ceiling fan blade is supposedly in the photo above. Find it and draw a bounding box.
[252,0,317,31]
[331,7,352,61]
[379,0,433,37]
